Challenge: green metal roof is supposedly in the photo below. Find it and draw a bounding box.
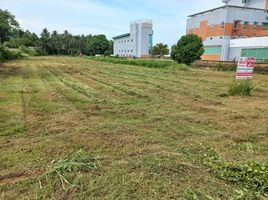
[112,33,130,40]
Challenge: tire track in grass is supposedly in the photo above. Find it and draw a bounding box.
[46,59,180,101]
[48,66,126,103]
[49,63,152,100]
[38,66,88,118]
[46,65,153,107]
[21,64,29,132]
[50,60,225,126]
[39,66,115,122]
[44,59,224,136]
[71,61,204,100]
[45,66,121,105]
[84,61,225,97]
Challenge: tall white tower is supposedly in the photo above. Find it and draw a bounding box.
[130,20,153,57]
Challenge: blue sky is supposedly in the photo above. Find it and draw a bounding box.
[1,0,223,47]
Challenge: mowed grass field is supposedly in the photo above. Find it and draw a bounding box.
[0,56,268,199]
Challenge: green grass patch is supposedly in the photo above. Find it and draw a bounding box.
[86,56,189,70]
[229,80,254,96]
[40,150,97,189]
[203,148,268,199]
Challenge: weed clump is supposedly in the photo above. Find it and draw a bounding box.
[40,150,97,189]
[203,148,268,199]
[229,80,253,96]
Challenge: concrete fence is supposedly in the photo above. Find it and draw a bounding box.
[193,60,268,74]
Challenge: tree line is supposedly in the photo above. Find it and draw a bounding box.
[0,9,113,62]
[1,9,204,65]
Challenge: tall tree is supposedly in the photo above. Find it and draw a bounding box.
[40,28,52,55]
[0,9,20,43]
[152,43,169,58]
[86,34,110,56]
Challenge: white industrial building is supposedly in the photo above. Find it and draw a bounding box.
[187,0,268,62]
[113,20,153,58]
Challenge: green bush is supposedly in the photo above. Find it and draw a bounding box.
[0,45,24,62]
[229,80,253,96]
[0,50,4,63]
[19,45,38,56]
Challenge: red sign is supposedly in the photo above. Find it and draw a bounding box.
[236,57,256,80]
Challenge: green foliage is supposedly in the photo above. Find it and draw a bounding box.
[5,30,40,48]
[0,9,112,58]
[185,190,216,200]
[0,49,4,63]
[203,148,268,198]
[0,9,20,43]
[85,34,110,56]
[37,29,112,56]
[0,45,23,62]
[152,43,169,58]
[88,56,189,69]
[19,45,38,56]
[229,80,253,96]
[171,34,204,65]
[40,150,97,189]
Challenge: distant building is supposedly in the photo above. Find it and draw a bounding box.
[187,0,268,62]
[113,20,153,58]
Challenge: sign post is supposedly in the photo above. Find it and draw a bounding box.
[236,57,256,80]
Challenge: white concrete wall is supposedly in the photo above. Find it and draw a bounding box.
[227,0,266,9]
[230,36,268,47]
[187,8,228,30]
[226,6,267,23]
[187,6,266,30]
[113,35,134,57]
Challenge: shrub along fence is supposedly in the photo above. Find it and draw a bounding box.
[193,60,268,74]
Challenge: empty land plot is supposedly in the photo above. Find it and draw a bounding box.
[0,56,268,199]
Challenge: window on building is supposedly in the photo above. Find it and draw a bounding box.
[233,20,240,30]
[131,39,133,42]
[242,0,248,3]
[244,21,249,29]
[221,22,225,29]
[253,22,258,30]
[262,22,268,30]
[241,48,268,62]
[148,34,153,54]
[204,46,222,55]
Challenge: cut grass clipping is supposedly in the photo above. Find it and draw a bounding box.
[229,80,253,96]
[40,150,97,189]
[203,148,268,199]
